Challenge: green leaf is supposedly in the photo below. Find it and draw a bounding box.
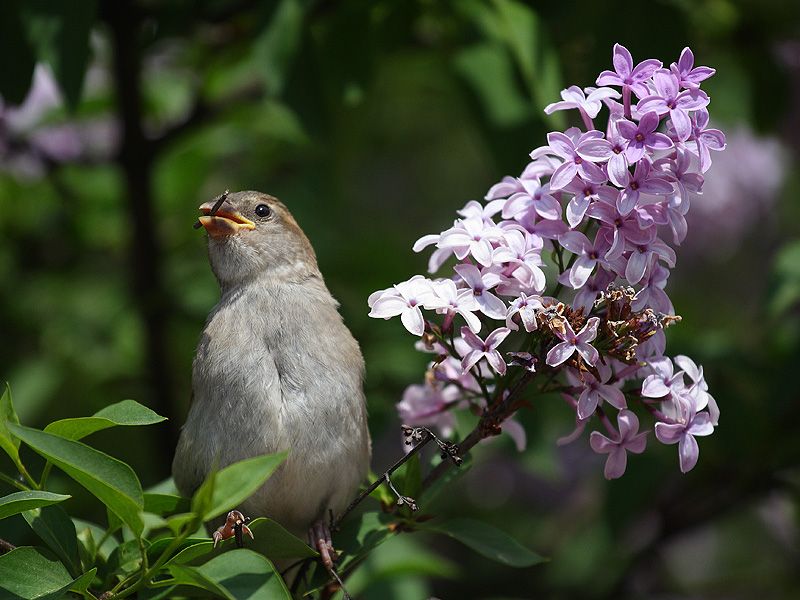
[18,0,98,110]
[0,547,94,600]
[168,549,291,600]
[8,423,144,535]
[0,491,70,520]
[252,0,309,96]
[104,539,143,579]
[45,399,166,440]
[420,518,547,568]
[195,452,287,521]
[143,492,189,516]
[23,505,80,577]
[0,1,36,104]
[0,383,25,476]
[220,517,318,561]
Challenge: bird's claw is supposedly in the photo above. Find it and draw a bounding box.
[212,510,253,548]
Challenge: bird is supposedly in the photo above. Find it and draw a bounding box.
[172,190,371,569]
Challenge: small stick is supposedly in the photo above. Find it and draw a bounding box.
[193,189,230,229]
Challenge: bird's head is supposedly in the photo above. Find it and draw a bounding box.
[197,190,319,288]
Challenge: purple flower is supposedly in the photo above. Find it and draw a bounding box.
[368,276,441,336]
[655,392,714,473]
[573,268,615,313]
[670,47,715,89]
[641,356,682,398]
[533,128,612,190]
[460,326,511,376]
[590,410,648,479]
[546,316,600,367]
[624,235,676,285]
[558,230,613,289]
[615,158,674,216]
[505,292,543,332]
[492,229,547,293]
[568,366,627,420]
[684,109,727,173]
[596,43,663,99]
[562,176,618,228]
[453,263,507,319]
[615,111,674,166]
[632,261,673,313]
[637,70,709,141]
[586,200,653,260]
[438,217,505,267]
[397,381,462,437]
[544,85,620,129]
[430,278,482,333]
[674,355,719,426]
[502,177,561,221]
[485,176,524,200]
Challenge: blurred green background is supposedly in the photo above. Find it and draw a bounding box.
[2,0,800,597]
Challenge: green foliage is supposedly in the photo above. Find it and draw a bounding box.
[44,400,167,441]
[0,491,70,521]
[419,518,547,568]
[0,547,95,600]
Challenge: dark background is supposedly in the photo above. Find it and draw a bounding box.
[1,0,799,597]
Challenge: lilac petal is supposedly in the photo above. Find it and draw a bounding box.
[558,415,588,445]
[677,47,694,72]
[576,139,613,161]
[612,44,633,77]
[603,447,628,479]
[461,350,483,374]
[616,119,639,140]
[546,341,576,367]
[686,66,715,84]
[630,59,662,82]
[559,231,591,254]
[577,388,599,420]
[653,69,679,98]
[590,430,615,454]
[569,255,596,289]
[577,161,607,184]
[617,410,640,439]
[638,177,674,195]
[577,317,600,342]
[608,154,629,187]
[485,327,511,348]
[454,263,482,289]
[668,210,688,244]
[486,176,523,200]
[476,292,508,320]
[636,96,669,115]
[486,349,507,375]
[669,109,692,141]
[687,412,714,436]
[502,419,527,452]
[641,374,671,398]
[413,234,439,252]
[598,385,626,409]
[368,295,407,318]
[401,306,425,336]
[626,431,648,454]
[700,129,726,150]
[654,421,684,445]
[550,162,578,190]
[625,250,649,284]
[459,308,482,333]
[503,193,532,219]
[547,131,576,157]
[638,111,660,135]
[647,132,674,150]
[596,71,624,87]
[536,194,562,220]
[471,239,494,266]
[576,343,599,366]
[678,434,699,473]
[544,99,578,114]
[675,89,709,111]
[566,194,591,228]
[460,326,485,350]
[617,188,639,216]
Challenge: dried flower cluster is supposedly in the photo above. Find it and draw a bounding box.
[368,44,724,478]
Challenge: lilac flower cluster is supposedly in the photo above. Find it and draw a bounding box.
[368,45,725,478]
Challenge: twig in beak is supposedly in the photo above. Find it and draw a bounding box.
[193,189,230,229]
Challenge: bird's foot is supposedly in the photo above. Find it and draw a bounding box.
[213,510,253,548]
[309,520,338,571]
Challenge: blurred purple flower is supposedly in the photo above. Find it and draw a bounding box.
[590,409,648,479]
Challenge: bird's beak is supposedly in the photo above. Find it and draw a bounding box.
[197,201,256,238]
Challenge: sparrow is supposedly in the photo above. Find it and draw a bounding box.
[172,190,371,567]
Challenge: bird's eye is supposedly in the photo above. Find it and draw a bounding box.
[254,204,271,218]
